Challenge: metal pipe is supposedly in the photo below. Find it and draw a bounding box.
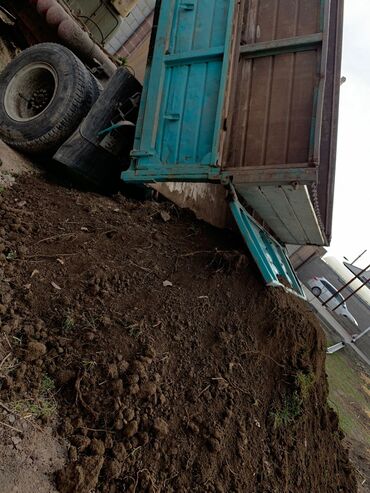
[322,262,370,307]
[333,277,370,311]
[28,0,117,77]
[352,326,370,344]
[351,249,367,265]
[0,5,17,21]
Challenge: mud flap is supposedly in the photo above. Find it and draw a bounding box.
[229,186,305,299]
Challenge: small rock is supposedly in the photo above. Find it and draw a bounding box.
[106,458,121,480]
[131,360,145,375]
[11,436,22,446]
[107,363,119,380]
[105,434,114,449]
[69,446,78,462]
[145,346,156,358]
[215,482,225,493]
[139,382,157,399]
[56,455,104,493]
[25,341,47,362]
[213,429,222,440]
[140,356,153,366]
[118,360,129,374]
[123,420,138,438]
[160,211,171,222]
[90,438,105,456]
[163,280,173,287]
[138,432,149,446]
[127,373,139,385]
[128,384,140,395]
[114,419,124,431]
[70,435,91,452]
[55,369,75,385]
[153,418,168,436]
[111,379,124,395]
[2,324,11,334]
[207,437,221,452]
[123,408,135,422]
[113,442,126,460]
[188,421,199,434]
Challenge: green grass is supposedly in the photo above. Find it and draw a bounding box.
[272,391,302,429]
[326,350,370,445]
[40,374,55,393]
[9,374,57,419]
[62,314,75,331]
[297,371,315,400]
[82,359,97,372]
[11,397,57,419]
[5,250,17,260]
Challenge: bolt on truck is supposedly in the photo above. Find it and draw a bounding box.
[0,0,344,297]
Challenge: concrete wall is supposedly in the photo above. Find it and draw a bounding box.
[287,245,326,269]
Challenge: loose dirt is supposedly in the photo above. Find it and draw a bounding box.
[0,172,357,492]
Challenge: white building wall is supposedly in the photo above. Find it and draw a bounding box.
[105,0,156,54]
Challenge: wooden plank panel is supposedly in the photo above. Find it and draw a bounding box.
[297,0,321,36]
[283,185,325,244]
[276,0,299,39]
[254,0,320,42]
[230,164,317,184]
[237,184,325,245]
[262,187,310,242]
[242,57,273,166]
[220,0,342,244]
[238,186,300,244]
[241,0,259,44]
[264,53,295,165]
[226,59,253,167]
[287,50,317,163]
[256,0,279,42]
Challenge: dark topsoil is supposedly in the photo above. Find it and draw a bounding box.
[0,174,357,493]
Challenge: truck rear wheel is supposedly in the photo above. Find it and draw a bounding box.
[0,43,99,154]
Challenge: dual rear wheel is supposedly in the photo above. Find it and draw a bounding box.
[0,43,100,154]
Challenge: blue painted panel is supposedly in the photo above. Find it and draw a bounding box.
[123,0,236,182]
[229,186,305,299]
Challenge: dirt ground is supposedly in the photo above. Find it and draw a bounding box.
[0,170,358,492]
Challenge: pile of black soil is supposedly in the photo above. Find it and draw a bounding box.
[0,174,357,492]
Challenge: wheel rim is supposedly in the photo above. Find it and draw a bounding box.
[4,62,58,122]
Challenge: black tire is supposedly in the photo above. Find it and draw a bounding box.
[0,43,99,154]
[90,73,103,103]
[311,287,321,297]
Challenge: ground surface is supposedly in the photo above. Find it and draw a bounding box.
[326,346,370,492]
[0,172,358,492]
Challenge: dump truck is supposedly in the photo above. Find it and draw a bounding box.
[0,0,344,298]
